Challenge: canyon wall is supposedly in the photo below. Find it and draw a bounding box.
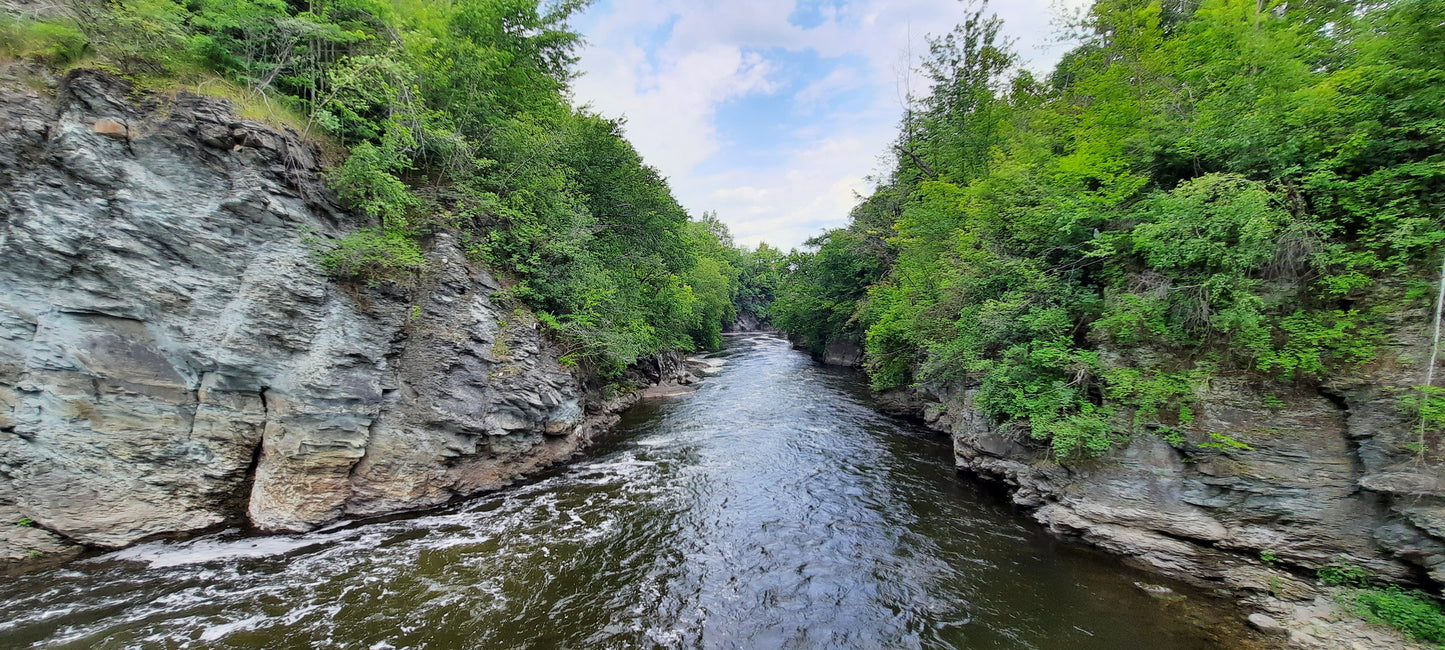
[0,68,675,563]
[885,318,1445,595]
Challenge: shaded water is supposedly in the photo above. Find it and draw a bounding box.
[0,333,1261,649]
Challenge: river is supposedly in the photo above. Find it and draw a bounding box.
[0,333,1263,649]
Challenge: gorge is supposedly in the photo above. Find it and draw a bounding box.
[2,0,1444,648]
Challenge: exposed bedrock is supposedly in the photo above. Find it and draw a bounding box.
[723,310,768,333]
[898,344,1445,595]
[0,67,677,563]
[789,335,865,368]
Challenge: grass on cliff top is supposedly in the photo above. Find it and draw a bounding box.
[127,71,341,158]
[0,16,85,67]
[169,77,310,130]
[1,14,334,151]
[160,76,337,150]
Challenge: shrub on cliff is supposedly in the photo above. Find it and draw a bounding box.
[1321,563,1445,646]
[1348,587,1445,646]
[320,227,426,284]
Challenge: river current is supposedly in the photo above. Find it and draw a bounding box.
[0,333,1261,649]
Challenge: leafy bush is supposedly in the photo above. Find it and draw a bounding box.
[326,137,420,228]
[1347,587,1445,646]
[1319,562,1374,588]
[321,227,426,283]
[1319,562,1445,646]
[1398,385,1445,456]
[0,18,89,65]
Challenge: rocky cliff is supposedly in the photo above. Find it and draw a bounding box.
[885,313,1445,600]
[786,336,864,368]
[0,67,680,563]
[723,311,764,333]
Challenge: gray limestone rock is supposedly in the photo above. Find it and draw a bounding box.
[821,338,865,367]
[1247,612,1287,637]
[0,67,666,562]
[906,368,1442,648]
[916,370,1443,595]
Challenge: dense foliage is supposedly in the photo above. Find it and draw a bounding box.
[1,0,749,374]
[733,242,786,328]
[771,0,1445,459]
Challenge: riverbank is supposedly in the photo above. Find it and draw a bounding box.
[845,369,1440,649]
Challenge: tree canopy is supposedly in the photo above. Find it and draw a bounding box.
[769,0,1445,459]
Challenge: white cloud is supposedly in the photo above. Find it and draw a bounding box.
[685,132,884,248]
[574,41,774,173]
[570,0,1090,249]
[793,66,862,115]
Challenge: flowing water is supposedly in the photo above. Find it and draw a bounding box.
[0,333,1263,649]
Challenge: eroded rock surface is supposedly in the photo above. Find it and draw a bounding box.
[908,328,1445,598]
[724,311,765,332]
[0,68,670,562]
[897,308,1445,647]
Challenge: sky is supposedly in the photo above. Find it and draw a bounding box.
[567,0,1090,250]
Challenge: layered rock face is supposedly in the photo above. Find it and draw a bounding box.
[723,311,764,333]
[904,322,1445,594]
[0,68,651,561]
[788,336,864,368]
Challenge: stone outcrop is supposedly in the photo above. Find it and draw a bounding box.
[790,335,864,368]
[880,314,1445,647]
[820,338,865,368]
[0,67,679,563]
[899,316,1445,595]
[724,310,766,333]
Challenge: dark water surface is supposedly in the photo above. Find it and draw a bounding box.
[0,334,1262,649]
